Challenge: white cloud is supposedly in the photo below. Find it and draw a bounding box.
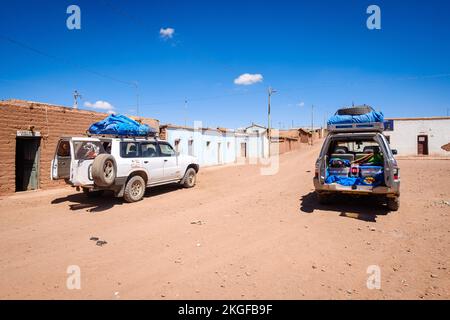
[160,27,175,39]
[84,100,115,112]
[234,73,263,86]
[297,102,305,107]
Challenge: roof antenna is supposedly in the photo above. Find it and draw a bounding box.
[352,101,355,107]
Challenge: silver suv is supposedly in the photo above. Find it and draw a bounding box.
[313,109,400,211]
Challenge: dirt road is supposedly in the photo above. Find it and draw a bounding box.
[1,143,449,299]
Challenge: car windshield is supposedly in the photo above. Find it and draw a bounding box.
[73,141,105,160]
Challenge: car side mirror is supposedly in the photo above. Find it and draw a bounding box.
[391,149,398,155]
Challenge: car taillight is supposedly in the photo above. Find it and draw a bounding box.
[393,168,399,180]
[351,167,358,175]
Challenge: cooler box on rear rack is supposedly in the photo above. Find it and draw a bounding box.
[360,166,383,177]
[328,167,350,177]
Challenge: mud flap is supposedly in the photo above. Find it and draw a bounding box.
[113,177,128,197]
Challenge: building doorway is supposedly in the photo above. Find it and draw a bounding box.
[217,142,222,164]
[240,142,247,158]
[15,137,41,191]
[417,135,428,155]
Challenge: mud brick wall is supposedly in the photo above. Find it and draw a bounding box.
[0,100,159,195]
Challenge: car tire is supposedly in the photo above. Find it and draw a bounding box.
[337,106,373,116]
[387,196,400,211]
[182,168,197,188]
[92,154,116,187]
[82,187,104,198]
[123,175,146,203]
[317,192,332,204]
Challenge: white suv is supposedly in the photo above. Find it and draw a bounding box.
[51,136,199,202]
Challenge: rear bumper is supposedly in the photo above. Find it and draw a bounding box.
[67,176,127,189]
[313,177,400,196]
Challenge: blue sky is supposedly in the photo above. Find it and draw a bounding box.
[1,0,450,128]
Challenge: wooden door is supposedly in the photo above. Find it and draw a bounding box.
[240,143,247,157]
[417,135,428,155]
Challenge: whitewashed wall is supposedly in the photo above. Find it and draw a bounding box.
[165,127,269,166]
[384,118,450,156]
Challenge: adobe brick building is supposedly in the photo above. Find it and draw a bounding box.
[0,99,159,195]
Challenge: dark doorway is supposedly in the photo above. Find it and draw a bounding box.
[240,142,247,157]
[16,137,41,191]
[417,135,428,155]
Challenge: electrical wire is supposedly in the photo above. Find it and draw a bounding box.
[0,35,135,87]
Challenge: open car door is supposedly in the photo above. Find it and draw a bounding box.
[51,139,71,180]
[374,134,395,188]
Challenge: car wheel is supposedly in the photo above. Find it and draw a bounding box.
[123,175,146,203]
[387,196,400,211]
[82,187,104,198]
[182,168,197,188]
[92,154,116,187]
[317,192,332,204]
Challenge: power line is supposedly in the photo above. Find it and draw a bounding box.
[115,89,267,109]
[0,35,135,87]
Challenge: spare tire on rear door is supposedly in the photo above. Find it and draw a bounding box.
[92,154,116,187]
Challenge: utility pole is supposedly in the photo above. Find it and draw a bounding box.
[311,104,314,145]
[267,87,276,157]
[73,90,82,109]
[184,98,188,127]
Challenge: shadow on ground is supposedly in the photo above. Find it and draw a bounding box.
[300,192,390,222]
[51,184,182,213]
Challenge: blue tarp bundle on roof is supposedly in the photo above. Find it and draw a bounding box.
[88,114,156,136]
[327,111,384,125]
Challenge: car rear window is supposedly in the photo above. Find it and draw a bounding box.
[73,141,105,160]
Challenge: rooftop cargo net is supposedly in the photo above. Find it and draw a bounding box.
[327,105,384,133]
[88,114,157,137]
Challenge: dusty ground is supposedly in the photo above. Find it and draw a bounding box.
[0,142,449,300]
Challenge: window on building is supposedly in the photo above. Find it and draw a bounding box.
[174,139,180,152]
[206,141,211,147]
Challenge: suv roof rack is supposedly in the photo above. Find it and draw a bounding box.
[85,132,160,140]
[327,122,384,133]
